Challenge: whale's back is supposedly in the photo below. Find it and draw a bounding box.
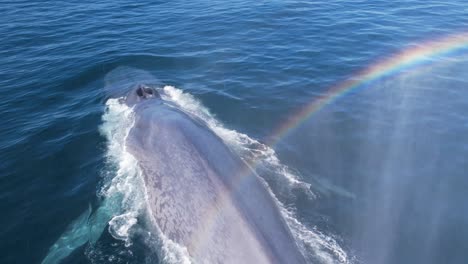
[127,101,305,263]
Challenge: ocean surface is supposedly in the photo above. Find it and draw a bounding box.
[2,1,468,263]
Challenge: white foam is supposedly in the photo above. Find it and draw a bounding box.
[99,98,143,247]
[280,202,350,264]
[157,230,193,264]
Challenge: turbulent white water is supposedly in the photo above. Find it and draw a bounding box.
[99,98,143,246]
[97,85,350,264]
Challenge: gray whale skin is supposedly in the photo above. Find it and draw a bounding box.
[125,84,306,264]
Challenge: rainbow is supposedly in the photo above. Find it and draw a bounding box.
[181,32,468,256]
[268,31,468,145]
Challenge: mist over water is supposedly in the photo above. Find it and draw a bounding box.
[1,0,468,263]
[355,63,468,264]
[282,58,468,264]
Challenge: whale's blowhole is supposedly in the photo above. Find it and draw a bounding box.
[136,85,159,99]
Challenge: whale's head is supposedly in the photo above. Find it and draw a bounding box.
[125,84,161,106]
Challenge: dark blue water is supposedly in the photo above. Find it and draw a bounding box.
[2,1,468,263]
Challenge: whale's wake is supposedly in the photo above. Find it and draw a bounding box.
[94,86,350,264]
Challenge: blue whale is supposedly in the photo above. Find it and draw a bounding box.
[42,69,306,264]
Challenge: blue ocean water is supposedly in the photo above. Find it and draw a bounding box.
[1,0,468,263]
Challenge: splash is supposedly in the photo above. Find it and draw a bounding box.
[270,32,468,145]
[98,98,143,247]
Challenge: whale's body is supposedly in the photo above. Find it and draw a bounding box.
[41,68,306,264]
[126,86,306,263]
